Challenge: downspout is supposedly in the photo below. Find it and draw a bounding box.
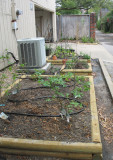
[89,14,91,38]
[11,0,17,21]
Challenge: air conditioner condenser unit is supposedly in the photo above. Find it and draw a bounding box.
[17,37,46,69]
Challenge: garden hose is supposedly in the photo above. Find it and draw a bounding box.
[5,108,84,118]
[7,52,19,64]
[7,96,86,118]
[20,84,74,91]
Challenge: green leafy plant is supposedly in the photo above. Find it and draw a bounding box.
[31,69,45,80]
[81,36,95,43]
[80,52,91,59]
[66,54,89,69]
[37,73,90,122]
[54,45,75,59]
[0,51,20,99]
[101,10,113,33]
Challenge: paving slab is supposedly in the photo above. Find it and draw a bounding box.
[96,30,113,57]
[99,59,113,100]
[104,61,113,82]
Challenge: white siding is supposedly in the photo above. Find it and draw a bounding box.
[15,0,36,39]
[33,0,55,12]
[0,0,17,69]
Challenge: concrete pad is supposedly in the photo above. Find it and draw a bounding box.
[74,44,113,61]
[96,30,113,57]
[99,59,113,100]
[104,61,113,82]
[18,63,51,73]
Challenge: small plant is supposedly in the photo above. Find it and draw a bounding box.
[66,53,89,69]
[81,36,95,43]
[81,36,89,43]
[0,52,19,100]
[37,74,70,121]
[37,73,90,122]
[80,52,91,59]
[31,69,45,80]
[54,45,75,59]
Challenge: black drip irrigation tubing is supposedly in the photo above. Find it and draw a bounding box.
[20,84,74,91]
[7,96,86,118]
[5,109,84,118]
[7,52,19,64]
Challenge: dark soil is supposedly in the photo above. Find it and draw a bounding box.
[43,65,62,75]
[0,78,91,143]
[1,59,113,160]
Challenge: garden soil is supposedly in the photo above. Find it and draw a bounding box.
[0,78,91,143]
[0,59,113,160]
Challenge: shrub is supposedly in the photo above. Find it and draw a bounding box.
[101,10,113,33]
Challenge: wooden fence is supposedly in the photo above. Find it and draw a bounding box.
[57,14,90,41]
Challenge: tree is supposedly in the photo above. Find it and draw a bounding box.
[56,0,113,14]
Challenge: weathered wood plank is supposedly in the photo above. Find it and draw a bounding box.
[0,148,92,159]
[0,75,26,98]
[89,76,101,143]
[61,63,92,73]
[0,137,102,154]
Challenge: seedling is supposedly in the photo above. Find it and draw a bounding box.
[80,52,91,59]
[66,53,89,69]
[54,45,75,59]
[81,36,95,43]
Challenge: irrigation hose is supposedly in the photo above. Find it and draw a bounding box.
[7,52,19,64]
[7,96,86,118]
[20,84,74,91]
[5,109,84,118]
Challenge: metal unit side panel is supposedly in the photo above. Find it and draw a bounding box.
[35,39,46,67]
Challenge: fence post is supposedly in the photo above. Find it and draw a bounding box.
[90,13,96,39]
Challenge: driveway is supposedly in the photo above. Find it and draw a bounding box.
[96,30,113,57]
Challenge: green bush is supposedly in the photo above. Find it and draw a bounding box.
[101,10,113,33]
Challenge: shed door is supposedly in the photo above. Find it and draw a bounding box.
[36,16,43,37]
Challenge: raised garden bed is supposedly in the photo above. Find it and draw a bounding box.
[0,74,102,160]
[47,54,91,65]
[60,63,92,76]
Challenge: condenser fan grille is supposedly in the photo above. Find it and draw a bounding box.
[17,38,46,68]
[20,43,36,66]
